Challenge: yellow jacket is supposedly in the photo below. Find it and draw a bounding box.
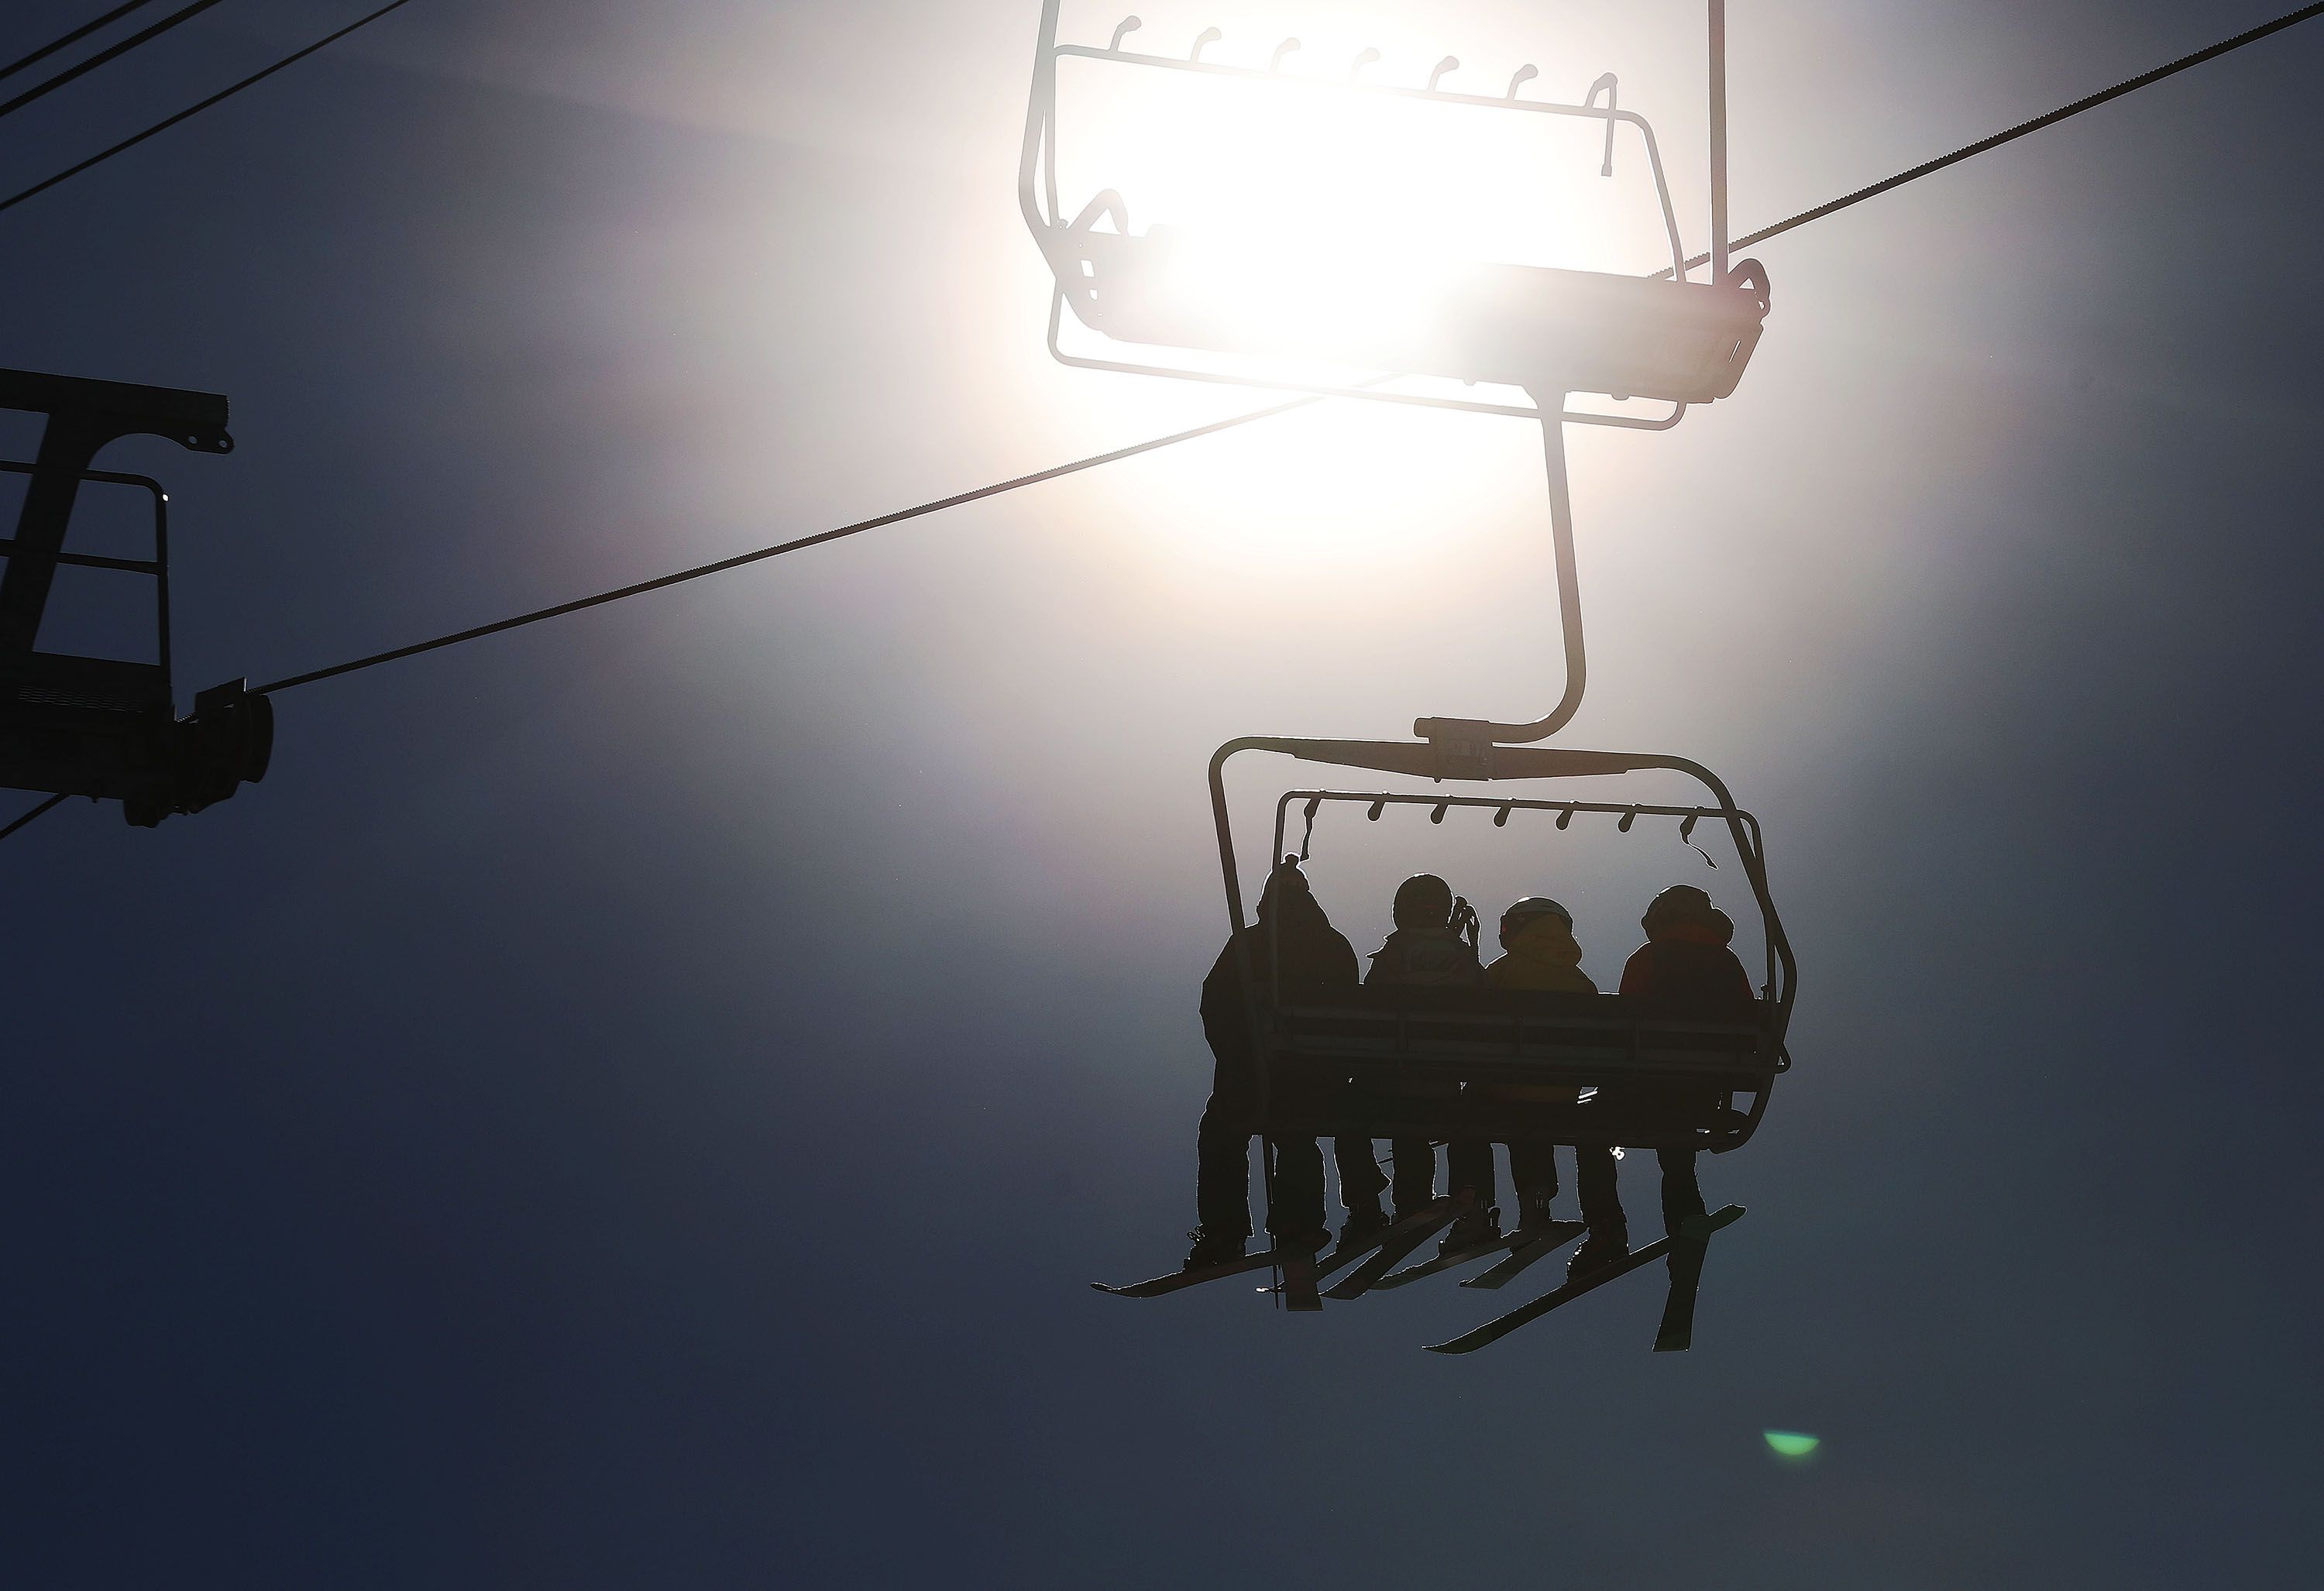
[1484,916,1598,994]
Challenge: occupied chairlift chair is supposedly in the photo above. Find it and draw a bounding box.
[0,368,272,827]
[1040,8,1796,1345]
[1244,788,1793,1161]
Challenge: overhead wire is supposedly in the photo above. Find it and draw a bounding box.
[251,391,1332,695]
[0,0,414,215]
[0,0,229,124]
[1656,1,2324,279]
[0,2,161,84]
[5,0,2305,701]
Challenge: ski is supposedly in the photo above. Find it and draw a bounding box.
[1458,1221,1587,1290]
[1323,1198,1464,1300]
[1280,1246,1322,1312]
[1315,1223,1394,1282]
[1652,1205,1745,1352]
[1374,1226,1531,1290]
[1257,1222,1400,1296]
[1425,1205,1745,1353]
[1092,1247,1290,1299]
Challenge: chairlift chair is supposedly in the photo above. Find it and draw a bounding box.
[0,368,271,827]
[1212,744,1795,1173]
[1019,2,1772,423]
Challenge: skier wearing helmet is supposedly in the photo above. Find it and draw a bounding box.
[1569,884,1757,1280]
[1349,873,1494,1255]
[1486,896,1596,994]
[1484,896,1598,1233]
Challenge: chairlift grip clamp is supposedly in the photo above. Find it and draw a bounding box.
[1414,716,1497,782]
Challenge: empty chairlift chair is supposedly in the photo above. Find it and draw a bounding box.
[1019,3,1772,422]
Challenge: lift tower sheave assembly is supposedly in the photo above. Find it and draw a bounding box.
[0,367,271,827]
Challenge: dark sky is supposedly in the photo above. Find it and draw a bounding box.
[4,2,2321,1585]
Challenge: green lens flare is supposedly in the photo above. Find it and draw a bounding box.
[1763,1430,1820,1457]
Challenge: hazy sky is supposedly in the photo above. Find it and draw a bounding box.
[4,2,2320,1585]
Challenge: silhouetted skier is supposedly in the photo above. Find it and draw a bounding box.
[1187,857,1356,1270]
[1349,873,1495,1256]
[1571,885,1757,1280]
[1484,896,1598,1233]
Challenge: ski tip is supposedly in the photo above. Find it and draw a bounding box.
[1676,1204,1747,1245]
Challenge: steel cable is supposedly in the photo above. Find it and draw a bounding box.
[0,0,414,215]
[0,2,162,84]
[0,0,229,124]
[1658,1,2324,279]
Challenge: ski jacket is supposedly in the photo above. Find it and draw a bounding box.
[1200,892,1360,1060]
[1485,916,1598,994]
[1616,921,1755,1020]
[1365,926,1485,988]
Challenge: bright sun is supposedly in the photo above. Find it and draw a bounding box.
[1026,18,1694,569]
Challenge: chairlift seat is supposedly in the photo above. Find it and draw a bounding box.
[1258,987,1778,1150]
[1,648,172,715]
[1,651,177,807]
[1056,227,1770,404]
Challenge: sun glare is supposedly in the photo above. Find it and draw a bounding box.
[1054,53,1664,274]
[1040,41,1674,567]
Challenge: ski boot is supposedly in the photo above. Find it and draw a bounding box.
[1566,1225,1629,1283]
[1181,1225,1246,1271]
[1338,1201,1389,1251]
[1515,1186,1559,1235]
[1439,1204,1502,1258]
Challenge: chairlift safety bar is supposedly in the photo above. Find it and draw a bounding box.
[1263,785,1782,1015]
[1268,789,1766,871]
